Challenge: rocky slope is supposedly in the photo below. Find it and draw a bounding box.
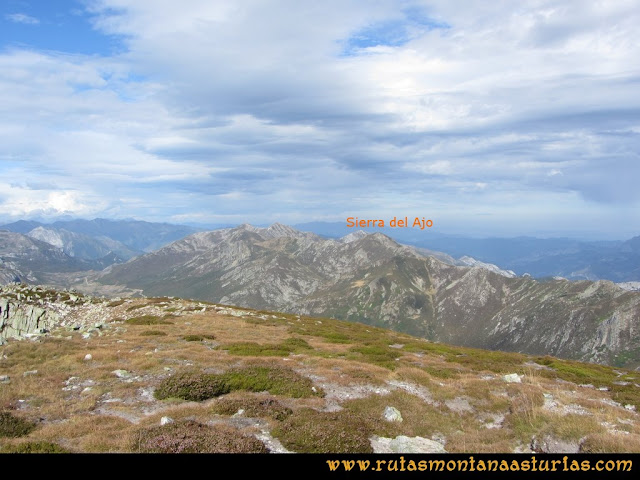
[0,231,91,284]
[94,224,640,368]
[27,227,138,262]
[1,218,198,254]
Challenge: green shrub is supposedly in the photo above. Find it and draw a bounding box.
[0,412,37,438]
[0,441,68,453]
[125,315,172,325]
[225,337,312,356]
[272,409,374,453]
[155,366,323,402]
[223,366,322,398]
[133,421,268,453]
[140,330,168,336]
[154,371,230,401]
[182,334,216,342]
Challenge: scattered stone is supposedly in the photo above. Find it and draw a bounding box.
[383,406,403,422]
[389,344,404,349]
[232,409,245,417]
[160,416,174,426]
[503,373,522,383]
[82,333,91,339]
[482,413,505,429]
[445,397,474,414]
[371,435,446,453]
[597,387,609,391]
[531,435,581,454]
[112,369,131,379]
[625,405,636,411]
[23,370,38,377]
[81,387,93,394]
[0,375,10,384]
[84,354,93,361]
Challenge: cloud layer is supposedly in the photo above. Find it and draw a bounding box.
[1,1,639,238]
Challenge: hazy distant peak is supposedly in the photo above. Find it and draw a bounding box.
[457,255,517,278]
[28,226,66,249]
[340,230,369,243]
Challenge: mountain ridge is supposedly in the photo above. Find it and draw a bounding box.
[93,223,640,368]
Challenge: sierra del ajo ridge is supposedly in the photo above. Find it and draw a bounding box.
[80,223,639,369]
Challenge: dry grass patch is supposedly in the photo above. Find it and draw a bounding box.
[344,390,469,440]
[35,414,134,452]
[446,428,518,453]
[580,432,640,453]
[272,408,375,453]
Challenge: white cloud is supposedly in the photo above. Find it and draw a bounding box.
[0,1,639,237]
[5,13,40,25]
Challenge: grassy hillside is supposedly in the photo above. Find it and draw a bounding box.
[0,291,638,453]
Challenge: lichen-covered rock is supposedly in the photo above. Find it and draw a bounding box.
[382,406,403,422]
[0,297,58,343]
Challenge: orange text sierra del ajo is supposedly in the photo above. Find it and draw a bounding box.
[346,217,433,230]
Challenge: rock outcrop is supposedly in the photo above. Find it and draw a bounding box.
[0,297,58,343]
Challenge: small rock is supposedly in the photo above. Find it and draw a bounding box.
[163,367,172,371]
[112,369,131,379]
[81,387,93,394]
[371,435,446,453]
[624,404,636,411]
[0,375,10,384]
[383,406,403,422]
[160,416,174,426]
[84,354,93,361]
[531,435,580,453]
[23,370,38,377]
[503,373,522,383]
[232,409,245,417]
[82,333,91,339]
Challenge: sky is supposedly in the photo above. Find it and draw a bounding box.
[0,0,639,240]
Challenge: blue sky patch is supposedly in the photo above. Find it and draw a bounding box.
[342,6,449,55]
[1,0,124,55]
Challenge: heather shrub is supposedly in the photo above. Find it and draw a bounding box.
[133,420,268,453]
[212,395,293,421]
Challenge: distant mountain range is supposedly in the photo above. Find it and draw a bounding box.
[295,222,640,282]
[93,223,640,368]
